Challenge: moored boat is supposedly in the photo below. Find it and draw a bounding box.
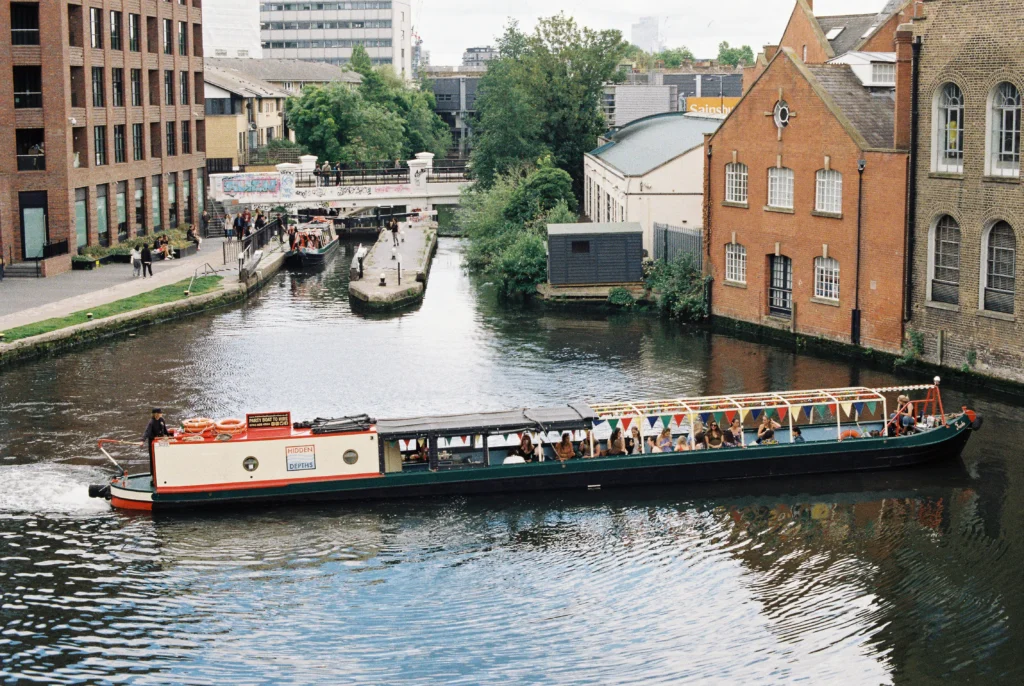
[89,380,982,512]
[286,217,340,268]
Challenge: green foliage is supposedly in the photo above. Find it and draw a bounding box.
[608,287,636,308]
[645,253,711,322]
[717,41,755,67]
[504,162,577,225]
[966,349,977,367]
[898,328,926,365]
[80,229,192,259]
[491,231,549,299]
[655,46,696,68]
[349,44,374,76]
[265,137,307,152]
[471,15,630,197]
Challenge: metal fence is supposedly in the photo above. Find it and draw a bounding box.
[222,218,283,266]
[653,223,702,270]
[293,168,411,188]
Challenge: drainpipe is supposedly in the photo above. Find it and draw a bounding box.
[904,37,922,322]
[704,141,713,275]
[852,159,866,346]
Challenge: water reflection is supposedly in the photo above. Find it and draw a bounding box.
[0,240,1022,683]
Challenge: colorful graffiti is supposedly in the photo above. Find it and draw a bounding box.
[222,174,282,196]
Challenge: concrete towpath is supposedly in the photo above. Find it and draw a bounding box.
[348,223,437,310]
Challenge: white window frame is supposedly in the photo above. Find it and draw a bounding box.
[725,162,748,204]
[767,167,794,210]
[927,214,961,305]
[980,220,1016,314]
[986,81,1021,178]
[725,243,746,284]
[815,169,843,214]
[871,62,895,86]
[934,83,965,173]
[814,257,840,301]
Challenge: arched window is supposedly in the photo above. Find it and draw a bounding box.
[814,257,840,301]
[988,82,1021,177]
[936,83,965,173]
[815,169,843,214]
[725,162,748,204]
[725,243,746,284]
[930,215,961,304]
[767,167,794,210]
[983,221,1016,314]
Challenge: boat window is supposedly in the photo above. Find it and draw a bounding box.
[343,449,359,465]
[437,434,486,470]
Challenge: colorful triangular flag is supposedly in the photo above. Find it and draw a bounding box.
[841,402,852,417]
[751,408,763,420]
[608,418,619,431]
[648,416,660,428]
[866,401,877,415]
[673,414,686,427]
[740,408,750,421]
[725,410,737,424]
[802,405,814,420]
[853,402,865,416]
[699,412,711,425]
[777,406,788,421]
[714,411,726,425]
[621,417,632,431]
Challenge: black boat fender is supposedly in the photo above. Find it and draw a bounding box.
[971,414,984,431]
[88,484,111,500]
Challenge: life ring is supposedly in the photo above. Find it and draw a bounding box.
[182,417,215,434]
[215,418,247,435]
[840,429,861,440]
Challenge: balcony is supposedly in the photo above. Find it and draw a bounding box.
[16,129,45,171]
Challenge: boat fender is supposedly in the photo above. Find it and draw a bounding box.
[971,414,984,432]
[88,484,111,500]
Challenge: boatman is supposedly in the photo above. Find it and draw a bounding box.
[142,408,170,476]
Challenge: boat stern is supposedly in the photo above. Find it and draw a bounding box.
[107,473,156,511]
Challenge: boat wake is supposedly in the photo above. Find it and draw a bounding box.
[0,464,112,514]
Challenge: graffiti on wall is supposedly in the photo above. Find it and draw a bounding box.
[221,174,282,196]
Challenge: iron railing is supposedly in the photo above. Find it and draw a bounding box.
[427,166,469,182]
[293,168,410,188]
[653,223,702,270]
[223,218,283,266]
[41,239,69,259]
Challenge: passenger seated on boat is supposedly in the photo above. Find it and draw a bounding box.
[626,426,643,455]
[728,419,744,446]
[579,431,597,458]
[406,440,429,463]
[606,428,627,456]
[691,422,707,451]
[756,415,782,445]
[502,455,526,465]
[705,422,725,449]
[792,426,805,443]
[722,426,738,447]
[509,435,538,463]
[553,433,576,461]
[896,394,918,433]
[647,428,673,453]
[674,437,690,452]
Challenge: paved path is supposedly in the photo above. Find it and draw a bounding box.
[348,223,435,309]
[0,238,234,331]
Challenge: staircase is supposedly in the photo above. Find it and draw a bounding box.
[205,199,228,238]
[3,261,42,278]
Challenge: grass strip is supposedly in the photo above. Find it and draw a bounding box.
[1,276,223,342]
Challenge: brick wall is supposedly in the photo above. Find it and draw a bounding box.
[778,0,832,65]
[908,0,1024,382]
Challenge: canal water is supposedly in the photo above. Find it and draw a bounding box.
[1,239,1021,684]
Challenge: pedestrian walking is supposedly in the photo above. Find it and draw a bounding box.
[131,245,142,277]
[233,214,245,243]
[226,214,234,242]
[141,243,153,278]
[0,253,5,282]
[390,218,400,247]
[200,210,210,238]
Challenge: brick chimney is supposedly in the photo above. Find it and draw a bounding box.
[894,28,913,150]
[765,45,779,62]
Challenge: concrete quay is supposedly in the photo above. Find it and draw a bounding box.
[348,223,437,310]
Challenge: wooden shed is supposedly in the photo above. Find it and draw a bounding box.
[547,223,644,286]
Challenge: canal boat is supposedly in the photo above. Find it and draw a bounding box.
[286,217,340,269]
[89,380,982,512]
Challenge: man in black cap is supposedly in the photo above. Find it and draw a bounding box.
[142,408,170,475]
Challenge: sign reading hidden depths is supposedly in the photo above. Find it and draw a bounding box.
[246,412,292,430]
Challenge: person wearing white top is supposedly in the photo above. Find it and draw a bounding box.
[130,246,142,277]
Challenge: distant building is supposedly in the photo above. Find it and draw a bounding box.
[203,64,291,169]
[259,0,414,78]
[602,85,678,129]
[205,57,361,97]
[412,33,426,79]
[461,47,497,68]
[204,0,262,59]
[584,113,720,253]
[429,70,483,156]
[631,16,661,54]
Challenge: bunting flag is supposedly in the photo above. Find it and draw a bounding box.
[621,417,633,431]
[777,406,788,421]
[673,414,686,427]
[751,408,763,420]
[802,405,815,421]
[699,412,712,425]
[725,410,737,424]
[853,402,865,416]
[866,401,877,415]
[740,408,750,421]
[817,404,831,419]
[648,416,660,429]
[608,418,619,431]
[463,435,471,445]
[593,419,605,427]
[714,411,726,426]
[829,403,838,416]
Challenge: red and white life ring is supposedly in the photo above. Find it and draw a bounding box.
[215,418,247,435]
[182,417,215,434]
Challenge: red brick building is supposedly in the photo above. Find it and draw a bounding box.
[704,40,912,353]
[0,0,207,276]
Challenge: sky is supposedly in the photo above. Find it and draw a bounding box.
[414,0,891,66]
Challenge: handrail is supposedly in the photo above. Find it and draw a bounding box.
[186,262,222,295]
[97,438,141,475]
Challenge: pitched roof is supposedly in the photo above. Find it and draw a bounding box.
[805,64,895,148]
[588,113,721,176]
[815,14,879,56]
[205,58,362,85]
[203,64,290,99]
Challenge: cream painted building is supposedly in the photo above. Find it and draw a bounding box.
[583,113,721,253]
[203,65,292,169]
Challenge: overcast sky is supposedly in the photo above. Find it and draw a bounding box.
[415,0,890,66]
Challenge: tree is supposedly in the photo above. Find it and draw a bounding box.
[655,46,695,68]
[504,160,577,224]
[349,44,374,77]
[717,41,755,67]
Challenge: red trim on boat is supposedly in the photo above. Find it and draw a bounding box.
[164,427,375,446]
[112,496,154,511]
[157,472,382,494]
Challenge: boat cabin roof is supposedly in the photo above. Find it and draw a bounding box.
[376,403,597,439]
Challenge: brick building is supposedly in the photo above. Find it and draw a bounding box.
[907,0,1024,382]
[704,45,911,353]
[0,0,207,276]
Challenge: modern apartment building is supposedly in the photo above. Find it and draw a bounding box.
[203,0,261,59]
[259,1,413,78]
[0,0,208,276]
[461,47,495,68]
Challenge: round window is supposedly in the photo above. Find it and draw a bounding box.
[773,100,790,129]
[243,456,259,472]
[343,450,359,465]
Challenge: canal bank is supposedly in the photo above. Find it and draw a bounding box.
[348,223,437,311]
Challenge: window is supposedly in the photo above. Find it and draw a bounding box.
[128,13,140,51]
[571,241,590,254]
[134,178,146,235]
[68,4,83,47]
[178,21,187,54]
[725,243,746,284]
[163,18,172,54]
[89,6,102,48]
[116,181,128,240]
[179,70,189,104]
[725,163,748,204]
[94,126,106,165]
[11,3,40,45]
[15,128,45,171]
[167,173,178,227]
[166,121,176,156]
[936,83,964,172]
[75,188,88,248]
[110,11,122,50]
[130,68,142,106]
[769,255,793,318]
[91,67,105,107]
[113,124,126,163]
[815,169,842,214]
[13,66,42,108]
[767,167,794,209]
[871,62,895,85]
[824,26,844,40]
[814,257,840,301]
[96,184,109,246]
[111,68,124,106]
[132,123,144,161]
[164,70,174,105]
[151,175,162,232]
[181,121,191,153]
[984,221,1016,314]
[931,215,961,305]
[988,82,1021,178]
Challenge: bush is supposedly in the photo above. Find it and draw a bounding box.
[897,328,925,365]
[489,231,548,298]
[646,253,711,322]
[77,228,193,260]
[503,163,577,225]
[608,287,635,308]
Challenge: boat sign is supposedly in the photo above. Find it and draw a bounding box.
[247,412,291,430]
[286,445,317,471]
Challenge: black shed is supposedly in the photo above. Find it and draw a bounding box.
[547,223,644,286]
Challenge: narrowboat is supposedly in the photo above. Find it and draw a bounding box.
[88,380,981,512]
[285,217,340,268]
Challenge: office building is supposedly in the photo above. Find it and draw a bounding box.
[203,0,261,59]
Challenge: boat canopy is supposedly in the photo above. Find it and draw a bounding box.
[376,404,598,439]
